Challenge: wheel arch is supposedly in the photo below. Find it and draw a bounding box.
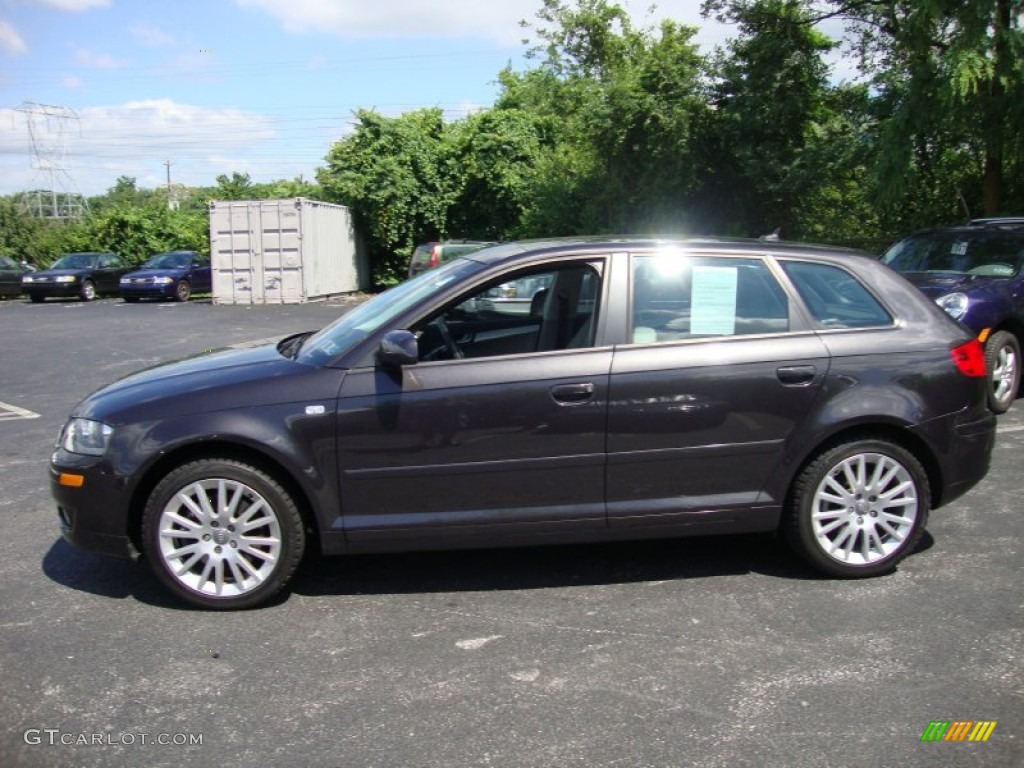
[990,316,1024,344]
[782,423,943,515]
[126,440,322,556]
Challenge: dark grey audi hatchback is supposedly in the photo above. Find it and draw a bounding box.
[51,238,997,609]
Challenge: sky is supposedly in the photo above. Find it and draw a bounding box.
[0,0,851,198]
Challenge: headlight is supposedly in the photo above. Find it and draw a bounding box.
[936,292,968,320]
[55,275,77,283]
[152,277,174,285]
[119,277,130,284]
[22,276,34,283]
[61,418,114,456]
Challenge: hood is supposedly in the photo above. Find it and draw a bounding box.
[74,342,343,425]
[899,271,1006,299]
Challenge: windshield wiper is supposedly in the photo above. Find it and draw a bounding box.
[277,331,315,359]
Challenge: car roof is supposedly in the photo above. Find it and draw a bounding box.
[969,216,1024,226]
[461,236,875,270]
[901,222,1024,239]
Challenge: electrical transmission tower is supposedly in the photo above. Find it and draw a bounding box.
[14,101,89,220]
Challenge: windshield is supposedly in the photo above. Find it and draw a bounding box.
[882,231,1024,278]
[51,253,98,270]
[144,252,193,269]
[298,258,484,366]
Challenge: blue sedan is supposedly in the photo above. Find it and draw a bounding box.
[120,250,211,302]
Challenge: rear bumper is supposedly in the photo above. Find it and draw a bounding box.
[916,408,997,508]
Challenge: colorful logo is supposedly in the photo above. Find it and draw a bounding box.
[921,721,997,742]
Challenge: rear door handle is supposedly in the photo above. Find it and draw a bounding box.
[776,365,817,386]
[551,382,595,405]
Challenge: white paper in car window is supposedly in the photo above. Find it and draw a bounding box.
[690,266,738,335]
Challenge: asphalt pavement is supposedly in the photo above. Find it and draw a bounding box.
[0,295,1020,768]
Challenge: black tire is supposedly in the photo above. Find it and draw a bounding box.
[783,439,929,578]
[141,459,305,609]
[123,296,140,303]
[29,294,43,303]
[80,279,96,302]
[174,280,191,302]
[984,330,1020,414]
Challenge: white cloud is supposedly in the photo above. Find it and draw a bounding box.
[0,100,294,195]
[27,0,110,10]
[130,22,175,48]
[63,74,83,88]
[233,0,733,47]
[0,18,28,55]
[74,47,128,68]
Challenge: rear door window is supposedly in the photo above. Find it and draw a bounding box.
[630,254,789,343]
[781,261,892,329]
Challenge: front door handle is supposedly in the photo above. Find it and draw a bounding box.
[551,382,595,405]
[776,365,817,386]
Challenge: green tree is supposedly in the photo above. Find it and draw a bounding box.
[703,0,838,238]
[213,171,256,200]
[507,0,711,234]
[447,108,550,240]
[88,176,158,212]
[318,108,459,285]
[0,197,42,264]
[788,0,1024,221]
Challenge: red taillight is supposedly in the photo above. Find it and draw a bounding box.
[951,339,987,377]
[430,245,440,268]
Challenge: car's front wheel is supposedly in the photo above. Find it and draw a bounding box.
[141,459,305,609]
[784,439,929,577]
[80,279,96,301]
[984,330,1020,414]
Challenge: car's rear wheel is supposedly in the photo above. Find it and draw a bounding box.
[784,439,929,577]
[80,279,96,302]
[141,459,305,609]
[174,280,191,302]
[984,330,1020,414]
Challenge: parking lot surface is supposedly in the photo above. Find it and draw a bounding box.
[1,296,1020,767]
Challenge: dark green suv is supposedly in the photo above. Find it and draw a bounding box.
[407,240,496,277]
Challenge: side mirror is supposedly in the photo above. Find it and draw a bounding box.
[378,330,419,368]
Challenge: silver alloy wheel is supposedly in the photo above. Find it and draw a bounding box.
[156,478,283,597]
[81,280,96,301]
[992,342,1018,405]
[810,452,918,565]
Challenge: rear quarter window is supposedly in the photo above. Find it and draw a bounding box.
[781,261,892,329]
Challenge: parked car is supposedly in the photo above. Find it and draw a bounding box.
[881,220,1024,413]
[22,251,130,302]
[0,254,32,298]
[407,240,496,277]
[51,237,996,609]
[120,250,211,302]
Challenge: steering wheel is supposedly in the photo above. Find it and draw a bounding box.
[434,317,464,359]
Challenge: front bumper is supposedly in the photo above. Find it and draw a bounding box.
[50,450,138,559]
[24,283,82,299]
[120,282,177,299]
